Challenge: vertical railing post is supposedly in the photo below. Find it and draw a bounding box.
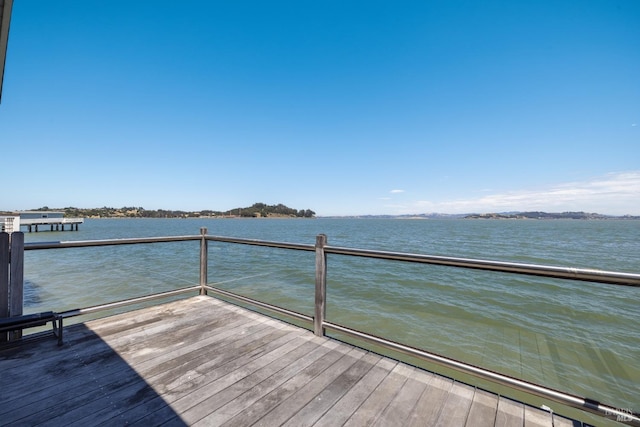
[314,234,327,337]
[0,232,9,343]
[9,232,24,341]
[199,227,208,296]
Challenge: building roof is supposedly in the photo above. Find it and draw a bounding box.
[18,211,64,215]
[0,0,14,103]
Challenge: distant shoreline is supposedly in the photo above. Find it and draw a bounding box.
[85,215,321,220]
[319,212,640,220]
[3,209,638,220]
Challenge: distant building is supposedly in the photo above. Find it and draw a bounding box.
[0,215,19,233]
[4,211,85,232]
[18,211,64,220]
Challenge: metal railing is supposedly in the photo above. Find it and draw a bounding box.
[1,228,638,425]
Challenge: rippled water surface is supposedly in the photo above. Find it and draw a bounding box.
[21,218,640,411]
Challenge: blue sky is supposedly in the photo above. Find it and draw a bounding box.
[1,1,639,215]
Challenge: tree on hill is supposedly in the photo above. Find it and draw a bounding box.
[224,203,314,218]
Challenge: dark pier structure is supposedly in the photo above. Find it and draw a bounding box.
[16,211,83,232]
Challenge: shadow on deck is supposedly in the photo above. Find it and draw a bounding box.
[0,316,189,426]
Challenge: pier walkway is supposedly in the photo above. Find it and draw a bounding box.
[20,217,84,232]
[0,296,581,426]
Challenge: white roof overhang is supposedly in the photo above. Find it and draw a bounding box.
[0,0,14,103]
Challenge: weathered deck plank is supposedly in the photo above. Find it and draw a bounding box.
[312,356,391,427]
[219,341,350,427]
[0,295,584,426]
[192,338,342,426]
[494,396,525,427]
[373,365,431,426]
[407,373,454,426]
[279,352,382,427]
[524,405,553,427]
[466,388,498,427]
[342,362,409,425]
[434,382,475,427]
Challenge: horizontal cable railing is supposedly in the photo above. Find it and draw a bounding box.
[203,284,312,324]
[2,229,638,425]
[58,285,201,319]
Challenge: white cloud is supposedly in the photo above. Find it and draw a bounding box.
[390,189,405,194]
[410,172,640,215]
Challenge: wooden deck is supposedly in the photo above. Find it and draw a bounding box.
[0,296,584,426]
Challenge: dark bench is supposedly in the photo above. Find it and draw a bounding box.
[0,311,63,346]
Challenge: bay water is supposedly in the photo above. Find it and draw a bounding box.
[21,218,639,414]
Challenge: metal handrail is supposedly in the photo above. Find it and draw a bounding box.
[324,245,640,287]
[205,234,315,252]
[8,230,639,425]
[24,235,201,250]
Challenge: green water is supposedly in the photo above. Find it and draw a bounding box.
[20,218,639,416]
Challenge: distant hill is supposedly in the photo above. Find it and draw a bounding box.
[464,211,640,220]
[10,203,316,219]
[221,203,315,218]
[320,211,639,219]
[323,213,467,219]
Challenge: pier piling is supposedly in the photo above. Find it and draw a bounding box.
[21,218,83,232]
